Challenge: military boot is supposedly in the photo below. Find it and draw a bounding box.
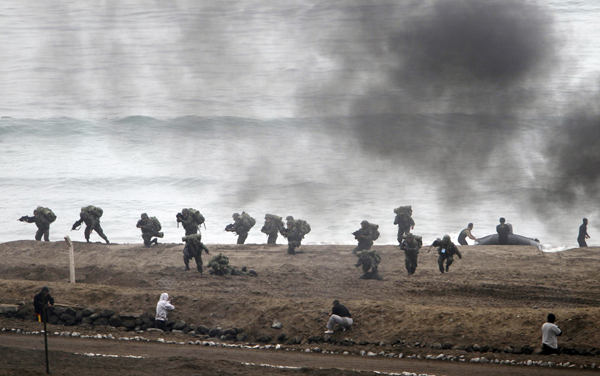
[184,264,190,271]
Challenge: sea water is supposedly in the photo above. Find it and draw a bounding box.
[0,1,598,249]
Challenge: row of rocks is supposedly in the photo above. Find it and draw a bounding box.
[3,326,600,371]
[2,304,249,341]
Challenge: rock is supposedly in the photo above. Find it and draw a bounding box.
[442,342,454,350]
[272,321,283,329]
[171,330,184,334]
[359,340,369,346]
[277,333,287,342]
[223,328,237,336]
[65,307,77,316]
[224,334,235,341]
[236,333,247,342]
[195,326,209,335]
[322,335,332,343]
[93,317,109,326]
[432,342,442,349]
[480,344,490,353]
[0,305,20,314]
[287,336,302,345]
[81,317,93,325]
[339,338,355,346]
[109,315,122,327]
[256,335,272,343]
[60,313,76,322]
[470,357,480,363]
[90,313,101,321]
[503,346,513,353]
[82,308,94,317]
[122,319,136,329]
[308,336,322,344]
[146,328,163,332]
[208,328,219,337]
[173,320,187,331]
[101,308,115,318]
[522,345,534,355]
[473,344,482,352]
[367,351,377,357]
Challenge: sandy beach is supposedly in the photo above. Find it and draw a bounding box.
[1,240,599,375]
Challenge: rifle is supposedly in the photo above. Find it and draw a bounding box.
[18,216,29,222]
[225,223,235,232]
[71,220,82,231]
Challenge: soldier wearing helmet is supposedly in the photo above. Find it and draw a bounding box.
[430,234,462,274]
[352,220,374,255]
[400,232,422,275]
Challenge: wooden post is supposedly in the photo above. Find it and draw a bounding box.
[65,236,75,284]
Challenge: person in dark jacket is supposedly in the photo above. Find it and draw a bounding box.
[325,299,353,333]
[496,217,511,245]
[430,235,462,273]
[578,218,590,247]
[71,206,110,244]
[33,286,54,322]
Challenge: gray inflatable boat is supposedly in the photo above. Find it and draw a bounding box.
[474,234,542,250]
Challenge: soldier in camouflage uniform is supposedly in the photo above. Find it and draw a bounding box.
[226,212,254,244]
[394,206,415,244]
[352,220,374,255]
[19,207,55,242]
[182,234,211,273]
[430,235,462,274]
[136,213,164,247]
[355,249,383,280]
[176,208,201,236]
[281,216,303,255]
[71,206,110,244]
[261,214,282,245]
[400,232,421,275]
[207,253,258,276]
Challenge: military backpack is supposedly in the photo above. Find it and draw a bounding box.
[370,223,380,241]
[188,208,205,225]
[150,217,162,231]
[36,206,57,223]
[241,212,256,229]
[82,205,103,218]
[295,219,311,236]
[265,214,284,230]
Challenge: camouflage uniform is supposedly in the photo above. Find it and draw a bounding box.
[207,253,257,276]
[136,213,164,247]
[182,234,210,273]
[355,249,383,280]
[177,208,201,236]
[400,233,421,275]
[230,213,253,244]
[281,216,303,255]
[431,235,462,273]
[394,206,415,244]
[20,208,52,241]
[352,220,374,255]
[72,207,109,244]
[261,215,282,245]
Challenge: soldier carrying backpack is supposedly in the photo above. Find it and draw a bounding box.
[225,212,255,244]
[71,205,110,244]
[19,206,56,241]
[136,213,164,247]
[261,214,284,245]
[176,208,205,236]
[352,220,379,255]
[280,216,311,255]
[394,205,415,244]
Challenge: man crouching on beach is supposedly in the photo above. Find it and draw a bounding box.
[325,299,353,334]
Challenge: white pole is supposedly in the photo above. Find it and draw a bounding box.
[65,236,75,284]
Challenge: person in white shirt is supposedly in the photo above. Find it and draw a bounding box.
[541,313,562,355]
[155,293,175,331]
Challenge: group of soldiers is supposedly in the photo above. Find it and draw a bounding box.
[19,204,466,279]
[350,205,463,280]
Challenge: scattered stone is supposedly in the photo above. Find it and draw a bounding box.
[256,335,272,343]
[271,321,283,329]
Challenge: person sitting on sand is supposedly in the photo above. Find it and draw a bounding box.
[325,300,352,334]
[155,293,174,331]
[541,313,562,355]
[33,286,54,323]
